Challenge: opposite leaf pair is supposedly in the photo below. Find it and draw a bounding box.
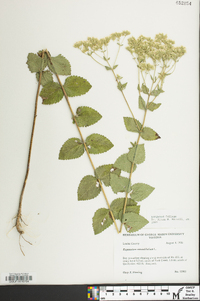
[26,50,120,236]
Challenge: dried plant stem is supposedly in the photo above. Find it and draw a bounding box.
[120,104,148,232]
[105,59,141,132]
[15,50,45,253]
[103,60,160,232]
[120,79,159,232]
[103,61,146,232]
[46,51,119,233]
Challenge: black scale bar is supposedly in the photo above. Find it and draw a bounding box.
[104,285,169,293]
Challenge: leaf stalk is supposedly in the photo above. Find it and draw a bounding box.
[46,51,120,233]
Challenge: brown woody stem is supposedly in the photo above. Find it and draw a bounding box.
[46,51,119,233]
[15,50,45,253]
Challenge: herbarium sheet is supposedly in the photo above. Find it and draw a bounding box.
[0,0,199,285]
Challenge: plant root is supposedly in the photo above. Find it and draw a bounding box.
[15,213,32,256]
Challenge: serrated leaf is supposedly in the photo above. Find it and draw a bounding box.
[127,144,145,164]
[40,82,63,105]
[122,212,149,232]
[78,175,101,201]
[141,83,149,94]
[125,205,140,215]
[59,138,84,160]
[74,106,102,127]
[130,183,155,202]
[86,134,113,154]
[139,96,146,110]
[123,117,142,133]
[27,53,45,73]
[95,164,112,186]
[114,153,136,173]
[95,164,120,187]
[110,198,137,219]
[110,174,130,194]
[92,208,113,235]
[48,54,71,75]
[36,70,53,86]
[147,102,161,111]
[63,76,92,97]
[150,88,164,97]
[141,127,160,141]
[119,205,140,221]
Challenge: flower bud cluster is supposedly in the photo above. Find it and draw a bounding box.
[74,31,130,55]
[126,33,186,69]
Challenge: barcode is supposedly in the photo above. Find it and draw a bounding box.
[4,273,33,283]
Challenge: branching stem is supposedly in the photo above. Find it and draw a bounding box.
[46,51,119,233]
[120,75,157,232]
[120,105,148,232]
[105,58,141,132]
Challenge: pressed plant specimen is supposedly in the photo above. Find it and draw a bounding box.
[74,31,186,234]
[14,48,121,255]
[13,33,186,254]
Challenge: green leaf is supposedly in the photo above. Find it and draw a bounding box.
[117,74,123,80]
[78,175,101,201]
[110,198,137,219]
[105,66,111,70]
[123,117,142,133]
[113,65,118,69]
[74,106,102,127]
[117,82,127,91]
[110,174,130,194]
[85,134,113,154]
[114,153,136,173]
[48,54,71,75]
[37,50,48,67]
[92,208,113,235]
[125,205,140,215]
[27,53,45,73]
[141,83,149,94]
[119,205,140,221]
[139,96,146,110]
[150,88,164,97]
[40,82,63,105]
[147,102,161,111]
[141,127,160,141]
[122,212,149,232]
[36,70,53,86]
[130,183,155,202]
[127,144,145,164]
[59,138,84,160]
[64,76,92,97]
[95,164,120,187]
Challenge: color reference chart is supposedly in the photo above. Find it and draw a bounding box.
[87,286,100,300]
[87,285,200,300]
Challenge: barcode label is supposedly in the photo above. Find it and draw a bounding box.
[1,272,36,284]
